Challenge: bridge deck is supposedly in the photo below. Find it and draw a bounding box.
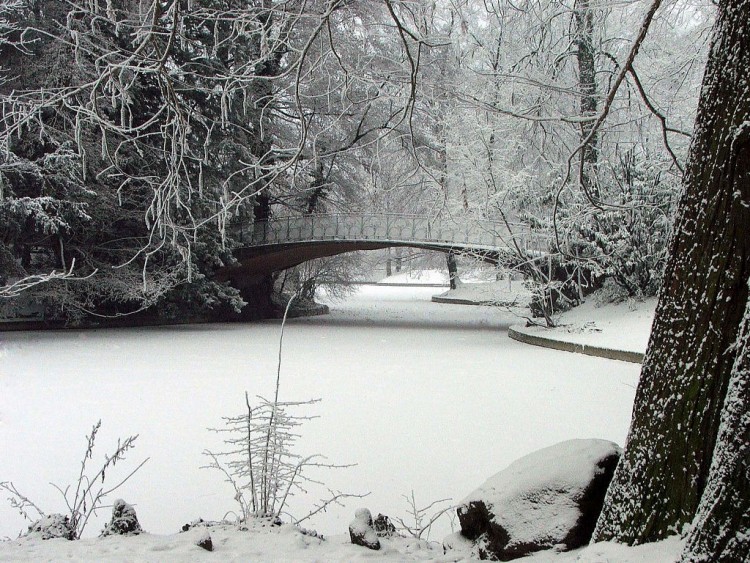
[234,213,541,252]
[220,213,546,281]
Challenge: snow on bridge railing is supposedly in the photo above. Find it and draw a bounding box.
[232,212,547,253]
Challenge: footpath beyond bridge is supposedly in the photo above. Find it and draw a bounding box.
[221,212,546,282]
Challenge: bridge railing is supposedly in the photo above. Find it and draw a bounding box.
[235,213,546,253]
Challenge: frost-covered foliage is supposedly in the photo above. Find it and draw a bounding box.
[393,491,453,541]
[524,253,601,326]
[204,393,330,523]
[0,0,708,321]
[0,1,419,320]
[0,1,254,320]
[204,388,361,527]
[565,148,678,299]
[426,0,702,302]
[204,302,359,526]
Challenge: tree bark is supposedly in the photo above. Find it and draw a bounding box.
[681,290,750,561]
[574,0,598,198]
[593,0,750,546]
[447,251,459,290]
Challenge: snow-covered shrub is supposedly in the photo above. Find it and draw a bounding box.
[204,296,362,526]
[524,254,601,326]
[566,149,678,299]
[373,513,397,537]
[204,392,335,523]
[1,421,147,540]
[393,491,454,541]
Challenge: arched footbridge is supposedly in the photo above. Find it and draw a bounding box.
[218,213,545,283]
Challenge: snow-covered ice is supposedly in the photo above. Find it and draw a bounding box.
[1,284,645,560]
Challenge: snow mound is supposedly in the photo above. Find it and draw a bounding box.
[458,439,621,560]
[100,499,143,537]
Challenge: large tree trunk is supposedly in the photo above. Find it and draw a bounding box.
[593,0,750,547]
[681,291,750,561]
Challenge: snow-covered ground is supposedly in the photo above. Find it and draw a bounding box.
[436,276,656,355]
[1,282,655,560]
[389,267,532,305]
[0,520,684,562]
[435,279,532,306]
[515,295,657,354]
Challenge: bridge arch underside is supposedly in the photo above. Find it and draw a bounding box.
[218,240,518,285]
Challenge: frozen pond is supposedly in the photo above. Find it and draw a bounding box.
[0,285,640,541]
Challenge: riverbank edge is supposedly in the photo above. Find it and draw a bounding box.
[508,325,644,364]
[434,288,646,364]
[431,294,522,306]
[0,301,330,332]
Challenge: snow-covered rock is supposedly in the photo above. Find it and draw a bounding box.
[99,499,143,537]
[373,513,397,537]
[25,514,75,540]
[457,439,621,561]
[196,530,213,551]
[348,508,381,550]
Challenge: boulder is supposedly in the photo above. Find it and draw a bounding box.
[348,508,381,550]
[457,439,621,561]
[100,499,143,537]
[26,514,75,540]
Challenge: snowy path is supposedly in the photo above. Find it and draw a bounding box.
[0,286,639,542]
